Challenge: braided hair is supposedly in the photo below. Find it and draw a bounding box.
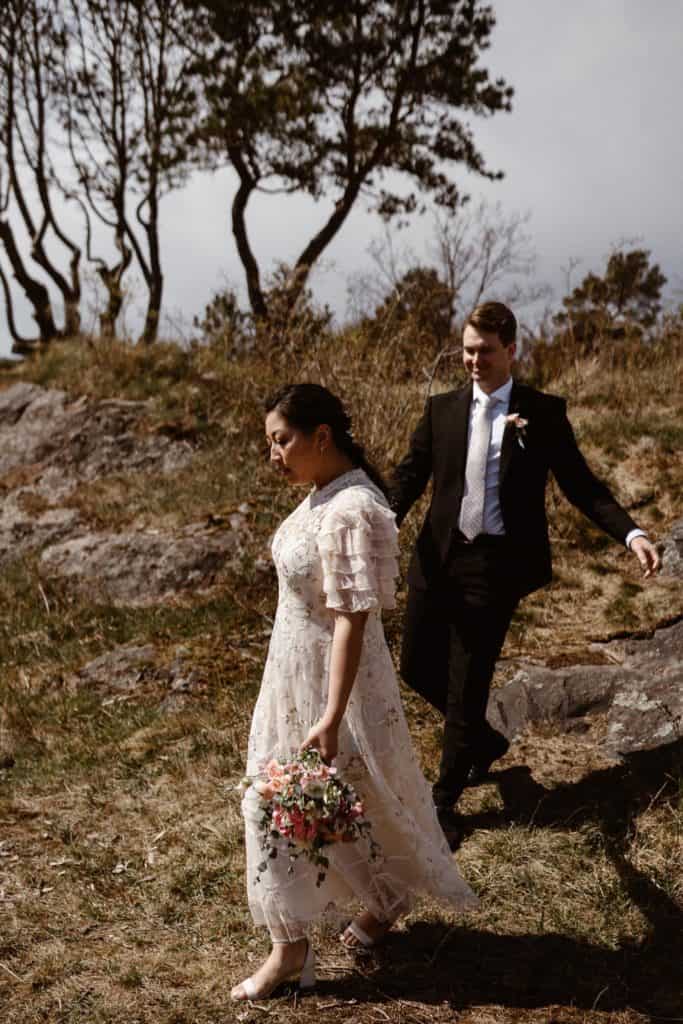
[264,383,389,498]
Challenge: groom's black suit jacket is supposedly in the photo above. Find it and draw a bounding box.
[390,380,639,600]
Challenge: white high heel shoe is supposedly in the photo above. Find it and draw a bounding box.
[231,940,316,1001]
[340,917,393,949]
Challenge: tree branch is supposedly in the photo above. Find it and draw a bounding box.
[0,260,35,351]
[228,145,266,319]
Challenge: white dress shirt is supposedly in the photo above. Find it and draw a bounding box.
[464,377,645,548]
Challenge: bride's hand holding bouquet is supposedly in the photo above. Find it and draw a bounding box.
[242,745,377,886]
[300,714,339,765]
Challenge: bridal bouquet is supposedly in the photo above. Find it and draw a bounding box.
[241,748,378,886]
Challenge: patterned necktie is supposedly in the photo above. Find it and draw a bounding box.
[459,395,495,540]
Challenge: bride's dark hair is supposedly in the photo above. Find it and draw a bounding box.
[264,383,389,498]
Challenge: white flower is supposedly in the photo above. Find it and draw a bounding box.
[505,413,528,447]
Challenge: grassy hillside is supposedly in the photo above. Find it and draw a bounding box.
[0,328,681,1023]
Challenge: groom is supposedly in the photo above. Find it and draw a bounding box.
[389,301,659,841]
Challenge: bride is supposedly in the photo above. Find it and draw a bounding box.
[231,383,478,1002]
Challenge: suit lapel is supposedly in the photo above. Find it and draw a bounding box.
[448,383,473,485]
[499,380,524,486]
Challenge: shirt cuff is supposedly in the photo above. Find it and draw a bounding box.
[625,528,647,549]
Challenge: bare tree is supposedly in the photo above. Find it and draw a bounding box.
[63,189,133,339]
[0,0,83,352]
[353,198,545,331]
[57,0,201,343]
[430,200,540,318]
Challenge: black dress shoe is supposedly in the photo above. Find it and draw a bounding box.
[436,808,462,851]
[466,737,510,786]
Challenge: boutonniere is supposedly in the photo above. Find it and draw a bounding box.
[505,413,528,448]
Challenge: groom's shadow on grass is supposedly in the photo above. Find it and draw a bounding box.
[315,739,683,1016]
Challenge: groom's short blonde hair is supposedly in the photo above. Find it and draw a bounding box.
[465,302,517,346]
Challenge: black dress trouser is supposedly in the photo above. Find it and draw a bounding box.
[400,534,518,811]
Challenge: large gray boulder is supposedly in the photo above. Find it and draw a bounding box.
[66,642,206,714]
[0,492,81,566]
[0,382,194,564]
[660,516,683,578]
[0,382,192,487]
[69,644,159,692]
[488,619,683,757]
[39,520,247,606]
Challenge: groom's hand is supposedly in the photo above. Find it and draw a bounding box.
[301,718,339,765]
[629,536,660,578]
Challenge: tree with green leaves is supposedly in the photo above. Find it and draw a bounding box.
[369,266,455,355]
[555,248,667,349]
[184,0,513,323]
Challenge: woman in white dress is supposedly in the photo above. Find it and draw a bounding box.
[231,384,478,1002]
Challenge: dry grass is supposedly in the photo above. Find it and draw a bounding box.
[0,324,681,1022]
[2,685,680,1023]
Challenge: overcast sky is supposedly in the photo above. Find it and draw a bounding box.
[2,0,682,355]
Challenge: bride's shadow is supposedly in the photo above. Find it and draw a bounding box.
[315,739,683,1016]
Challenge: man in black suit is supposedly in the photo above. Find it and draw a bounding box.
[390,301,659,842]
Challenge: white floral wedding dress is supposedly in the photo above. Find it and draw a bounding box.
[242,468,478,940]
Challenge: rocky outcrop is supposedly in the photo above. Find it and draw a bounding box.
[0,381,252,604]
[0,382,191,486]
[0,382,193,565]
[0,494,81,563]
[40,520,247,606]
[660,516,683,579]
[66,643,206,712]
[69,643,159,692]
[488,619,683,757]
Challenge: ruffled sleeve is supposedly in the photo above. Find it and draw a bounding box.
[317,488,399,613]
